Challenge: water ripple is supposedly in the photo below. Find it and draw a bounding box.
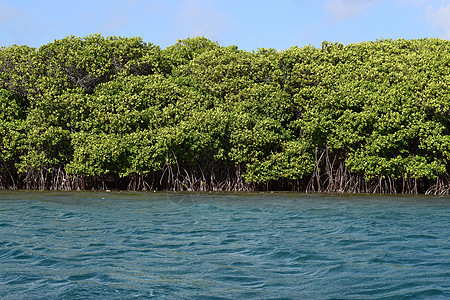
[0,191,449,299]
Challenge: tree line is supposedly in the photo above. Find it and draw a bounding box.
[0,35,449,193]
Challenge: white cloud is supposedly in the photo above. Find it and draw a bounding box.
[324,0,379,22]
[394,0,430,4]
[427,3,450,38]
[0,3,43,46]
[0,3,23,25]
[96,1,163,33]
[173,0,231,40]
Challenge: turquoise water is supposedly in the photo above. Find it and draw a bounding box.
[0,191,449,299]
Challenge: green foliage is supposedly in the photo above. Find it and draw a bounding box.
[36,34,163,94]
[0,35,449,192]
[163,36,219,71]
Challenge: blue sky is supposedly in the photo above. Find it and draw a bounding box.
[1,0,449,51]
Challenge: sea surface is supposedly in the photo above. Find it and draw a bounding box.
[0,191,449,299]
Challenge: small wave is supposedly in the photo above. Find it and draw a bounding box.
[67,272,97,281]
[34,258,58,267]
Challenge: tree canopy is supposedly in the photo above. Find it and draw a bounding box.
[1,35,449,194]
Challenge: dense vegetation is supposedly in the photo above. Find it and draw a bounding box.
[0,35,449,194]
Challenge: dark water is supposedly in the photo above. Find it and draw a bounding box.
[0,191,448,299]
